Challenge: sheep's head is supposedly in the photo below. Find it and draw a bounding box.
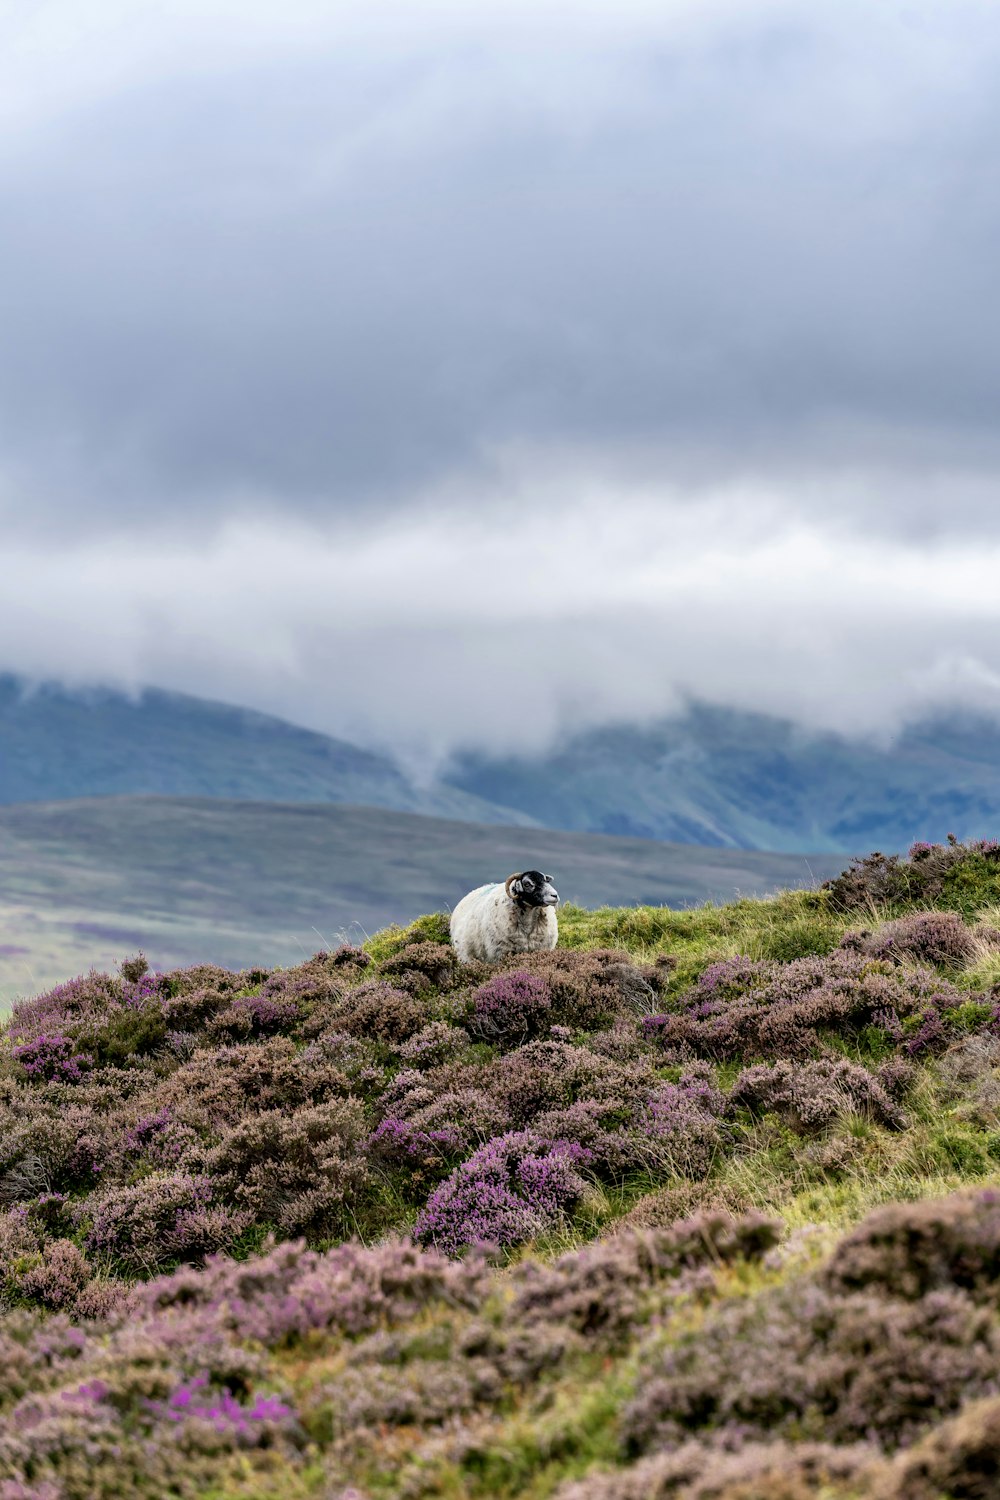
[506,871,559,909]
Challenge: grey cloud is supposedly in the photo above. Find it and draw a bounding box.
[2,3,1000,542]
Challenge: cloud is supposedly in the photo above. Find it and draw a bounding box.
[1,1,999,752]
[3,482,1000,769]
[0,0,999,541]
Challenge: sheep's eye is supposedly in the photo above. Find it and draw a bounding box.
[521,877,535,890]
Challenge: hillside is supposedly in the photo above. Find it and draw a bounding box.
[0,675,531,827]
[0,795,846,1006]
[4,677,1000,853]
[4,837,1000,1497]
[447,701,1000,851]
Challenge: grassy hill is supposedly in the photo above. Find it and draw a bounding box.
[0,795,846,1007]
[3,837,1000,1496]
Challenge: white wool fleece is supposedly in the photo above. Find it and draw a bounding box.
[450,880,559,964]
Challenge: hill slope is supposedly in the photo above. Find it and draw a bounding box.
[0,675,532,826]
[0,795,846,1004]
[4,837,1000,1497]
[446,701,1000,851]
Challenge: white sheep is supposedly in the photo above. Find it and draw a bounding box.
[449,870,560,964]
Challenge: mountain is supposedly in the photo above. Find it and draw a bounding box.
[3,677,998,853]
[0,794,848,1007]
[0,676,533,827]
[444,702,1000,852]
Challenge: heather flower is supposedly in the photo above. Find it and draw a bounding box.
[844,911,977,968]
[728,1058,906,1132]
[414,1132,591,1255]
[19,1240,92,1310]
[824,1188,1000,1302]
[468,971,552,1042]
[11,1035,93,1084]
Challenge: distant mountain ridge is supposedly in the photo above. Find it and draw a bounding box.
[2,676,999,853]
[445,704,1000,853]
[0,676,535,828]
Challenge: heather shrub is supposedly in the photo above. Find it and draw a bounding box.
[728,1059,906,1132]
[624,1282,1000,1453]
[842,910,978,968]
[879,1392,1000,1499]
[397,1022,468,1067]
[206,992,302,1042]
[378,940,459,989]
[468,971,553,1042]
[497,948,657,1030]
[161,986,230,1032]
[644,951,958,1062]
[159,1037,349,1130]
[414,1131,592,1255]
[329,981,426,1044]
[554,1441,877,1500]
[19,1240,92,1310]
[823,1188,1000,1302]
[11,1035,93,1084]
[203,1099,370,1236]
[81,1173,253,1274]
[825,837,1000,916]
[139,1237,488,1345]
[511,1211,780,1348]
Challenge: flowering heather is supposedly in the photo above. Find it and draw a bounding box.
[469,970,553,1041]
[825,835,1000,914]
[842,910,978,968]
[624,1281,1000,1454]
[728,1058,906,1132]
[823,1188,1000,1302]
[11,1036,92,1083]
[414,1132,591,1254]
[643,949,961,1061]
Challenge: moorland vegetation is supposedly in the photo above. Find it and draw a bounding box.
[4,838,1000,1495]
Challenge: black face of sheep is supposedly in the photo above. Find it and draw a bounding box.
[510,871,559,908]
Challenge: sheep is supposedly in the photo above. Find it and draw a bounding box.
[449,870,560,964]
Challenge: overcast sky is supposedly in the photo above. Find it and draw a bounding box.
[2,0,1000,768]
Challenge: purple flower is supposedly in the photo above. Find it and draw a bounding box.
[414,1131,590,1255]
[12,1034,93,1082]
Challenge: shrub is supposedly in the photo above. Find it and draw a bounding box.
[728,1059,906,1132]
[140,1236,488,1345]
[823,1188,1000,1302]
[497,949,657,1031]
[825,838,1000,916]
[414,1132,591,1255]
[842,911,978,968]
[203,1099,370,1236]
[644,951,958,1062]
[82,1174,252,1274]
[880,1392,1000,1500]
[19,1240,92,1310]
[512,1211,780,1348]
[378,941,459,989]
[329,982,426,1044]
[623,1282,1000,1454]
[11,1036,93,1084]
[468,971,552,1043]
[553,1441,877,1500]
